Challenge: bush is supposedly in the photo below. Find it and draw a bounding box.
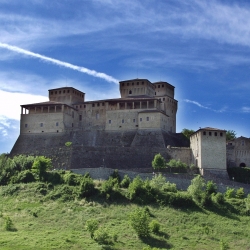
[4,217,14,231]
[46,171,63,185]
[149,220,160,234]
[167,191,194,207]
[85,219,98,238]
[129,208,150,237]
[225,187,235,199]
[110,169,121,183]
[63,172,80,186]
[32,156,52,181]
[212,192,225,205]
[236,188,245,199]
[245,194,250,215]
[93,227,113,245]
[150,174,166,190]
[120,174,131,188]
[162,181,177,193]
[11,170,35,184]
[167,159,188,173]
[78,176,95,198]
[187,175,206,204]
[206,180,217,195]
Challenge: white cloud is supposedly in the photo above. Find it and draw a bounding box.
[0,43,119,84]
[242,107,250,113]
[183,99,227,113]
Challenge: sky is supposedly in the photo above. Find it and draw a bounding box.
[0,0,250,153]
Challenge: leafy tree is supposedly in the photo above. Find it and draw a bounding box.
[187,175,206,204]
[32,156,52,181]
[182,128,195,139]
[226,130,236,141]
[152,153,166,171]
[129,208,150,237]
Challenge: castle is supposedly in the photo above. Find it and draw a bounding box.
[11,78,228,177]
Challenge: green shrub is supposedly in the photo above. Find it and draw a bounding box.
[12,170,35,184]
[32,156,52,181]
[167,191,194,207]
[4,216,14,231]
[78,177,95,198]
[212,192,225,205]
[93,227,113,245]
[85,219,98,238]
[110,169,121,183]
[236,187,245,199]
[150,174,166,190]
[152,153,166,171]
[206,180,217,195]
[63,172,80,186]
[129,208,150,237]
[245,194,250,215]
[162,181,177,193]
[167,159,188,173]
[47,185,76,201]
[187,175,206,204]
[220,239,229,250]
[149,220,160,234]
[225,187,235,199]
[46,171,63,185]
[120,174,131,188]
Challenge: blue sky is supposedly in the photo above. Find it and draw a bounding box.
[1,0,250,153]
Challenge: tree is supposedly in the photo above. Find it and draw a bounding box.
[187,175,206,204]
[182,128,195,139]
[226,130,236,141]
[32,156,52,181]
[152,153,166,171]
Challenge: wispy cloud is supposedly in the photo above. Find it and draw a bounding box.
[242,107,250,113]
[0,43,119,84]
[183,99,227,113]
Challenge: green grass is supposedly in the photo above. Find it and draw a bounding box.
[0,183,249,250]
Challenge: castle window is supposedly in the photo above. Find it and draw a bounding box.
[122,119,124,123]
[84,105,86,108]
[67,90,70,93]
[146,117,149,121]
[40,123,43,127]
[76,106,78,109]
[140,118,142,122]
[79,115,82,121]
[102,103,105,106]
[215,132,217,136]
[72,123,74,127]
[220,132,223,136]
[56,122,59,126]
[97,103,100,107]
[137,82,139,85]
[142,82,144,85]
[80,105,82,108]
[25,124,28,128]
[162,84,164,87]
[132,82,134,85]
[133,119,136,123]
[51,91,53,95]
[109,120,111,124]
[203,131,206,135]
[55,91,57,94]
[122,83,124,86]
[242,140,245,146]
[129,90,132,94]
[59,91,61,94]
[155,92,156,95]
[72,111,74,118]
[92,104,95,107]
[63,90,65,93]
[127,82,129,86]
[163,98,165,101]
[158,85,160,88]
[209,132,212,136]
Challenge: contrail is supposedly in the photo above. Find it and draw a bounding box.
[0,42,119,84]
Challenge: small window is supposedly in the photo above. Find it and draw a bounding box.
[67,90,70,93]
[102,103,105,106]
[220,132,223,137]
[109,120,111,124]
[132,82,134,85]
[129,90,132,94]
[79,115,82,121]
[215,132,217,136]
[55,91,57,94]
[137,82,139,85]
[209,132,212,136]
[80,105,82,108]
[146,117,149,121]
[84,105,86,108]
[162,84,164,87]
[25,124,28,128]
[127,82,129,86]
[133,119,136,123]
[92,104,95,107]
[155,92,156,95]
[203,131,206,135]
[140,118,142,122]
[122,83,124,86]
[163,98,165,101]
[158,85,160,88]
[142,82,144,85]
[40,123,43,127]
[97,103,100,107]
[56,122,59,126]
[59,91,61,94]
[76,106,78,109]
[72,111,74,118]
[51,91,53,95]
[72,123,74,127]
[122,119,124,123]
[63,90,65,93]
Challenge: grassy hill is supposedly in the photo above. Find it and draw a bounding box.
[0,154,249,249]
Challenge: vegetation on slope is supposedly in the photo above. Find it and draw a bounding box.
[0,154,249,249]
